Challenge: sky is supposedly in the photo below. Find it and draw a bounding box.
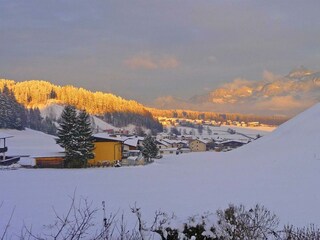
[1,0,320,106]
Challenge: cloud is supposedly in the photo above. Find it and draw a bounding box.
[159,56,180,69]
[255,96,315,114]
[124,53,180,70]
[262,70,282,82]
[220,78,253,90]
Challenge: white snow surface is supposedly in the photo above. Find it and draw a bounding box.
[1,103,320,236]
[0,128,64,166]
[40,103,150,134]
[40,103,117,131]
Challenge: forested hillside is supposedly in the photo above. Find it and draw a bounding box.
[0,85,56,133]
[0,79,162,133]
[0,79,147,115]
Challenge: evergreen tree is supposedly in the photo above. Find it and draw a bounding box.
[56,106,95,168]
[56,105,80,168]
[134,126,145,136]
[42,117,57,135]
[197,124,204,135]
[0,93,8,128]
[170,126,180,136]
[28,108,43,131]
[76,110,95,167]
[142,135,159,162]
[0,87,26,130]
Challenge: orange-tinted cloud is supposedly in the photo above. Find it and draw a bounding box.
[124,53,180,70]
[159,56,180,69]
[255,95,314,112]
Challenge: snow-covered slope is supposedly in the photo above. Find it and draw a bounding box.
[228,102,320,162]
[2,128,62,157]
[40,103,117,131]
[40,103,149,134]
[0,128,63,166]
[1,103,320,236]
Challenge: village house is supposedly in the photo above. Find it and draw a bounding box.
[88,133,123,166]
[217,139,249,151]
[156,140,170,150]
[122,136,144,158]
[159,147,178,155]
[189,139,210,152]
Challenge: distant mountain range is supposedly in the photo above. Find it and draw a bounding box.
[152,66,320,117]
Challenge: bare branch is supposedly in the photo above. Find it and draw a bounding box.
[1,206,15,240]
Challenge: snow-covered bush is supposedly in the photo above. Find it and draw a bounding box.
[216,204,279,239]
[281,224,320,240]
[2,201,320,240]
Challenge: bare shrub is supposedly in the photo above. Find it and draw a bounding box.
[216,204,279,239]
[280,224,320,240]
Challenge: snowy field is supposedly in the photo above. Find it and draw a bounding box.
[175,124,274,141]
[1,103,320,236]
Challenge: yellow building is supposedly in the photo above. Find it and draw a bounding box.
[189,139,208,152]
[89,133,123,166]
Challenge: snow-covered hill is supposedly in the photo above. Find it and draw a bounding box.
[40,103,150,134]
[40,103,117,131]
[1,103,320,236]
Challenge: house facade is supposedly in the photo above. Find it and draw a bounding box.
[189,139,207,152]
[34,154,65,168]
[89,133,123,166]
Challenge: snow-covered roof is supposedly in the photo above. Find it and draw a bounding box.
[162,139,176,144]
[180,148,191,151]
[124,138,139,147]
[219,139,249,144]
[32,151,65,158]
[160,148,178,151]
[161,139,188,145]
[1,128,63,155]
[191,138,211,144]
[128,150,140,153]
[0,133,13,139]
[93,133,124,142]
[156,140,170,147]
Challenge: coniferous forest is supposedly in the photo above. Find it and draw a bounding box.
[0,79,162,133]
[0,85,56,134]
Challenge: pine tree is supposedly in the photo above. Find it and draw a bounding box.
[56,105,80,168]
[28,108,43,131]
[42,117,57,135]
[56,106,95,168]
[76,110,95,167]
[142,135,159,162]
[0,87,26,130]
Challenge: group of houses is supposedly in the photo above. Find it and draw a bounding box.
[0,127,251,168]
[156,133,250,153]
[158,117,261,128]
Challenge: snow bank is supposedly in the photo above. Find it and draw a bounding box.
[1,103,320,236]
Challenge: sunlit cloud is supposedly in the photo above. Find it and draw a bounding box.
[159,56,180,69]
[255,96,315,112]
[124,53,180,70]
